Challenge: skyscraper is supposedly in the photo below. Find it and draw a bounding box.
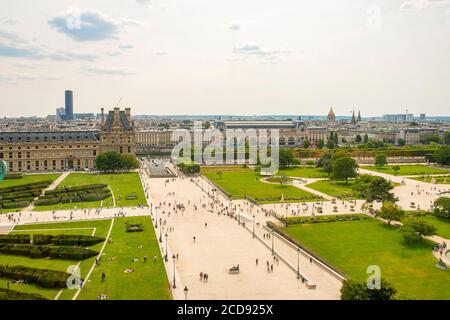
[65,90,73,121]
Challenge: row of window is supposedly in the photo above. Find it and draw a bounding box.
[0,150,97,159]
[0,145,98,150]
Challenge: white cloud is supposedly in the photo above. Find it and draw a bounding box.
[48,9,140,42]
[81,66,135,76]
[119,44,134,49]
[3,19,18,26]
[232,43,293,63]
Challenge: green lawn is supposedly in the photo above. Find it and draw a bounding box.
[1,217,171,300]
[33,172,146,211]
[277,166,329,178]
[362,165,449,176]
[76,216,172,300]
[0,174,61,188]
[306,180,361,199]
[202,167,323,203]
[283,219,450,299]
[1,219,111,300]
[410,175,450,184]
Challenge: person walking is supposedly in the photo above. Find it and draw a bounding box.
[144,256,147,263]
[256,258,259,266]
[193,236,196,244]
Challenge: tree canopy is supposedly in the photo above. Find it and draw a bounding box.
[352,174,397,203]
[95,152,140,173]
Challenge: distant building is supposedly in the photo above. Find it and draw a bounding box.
[420,114,426,121]
[327,107,336,124]
[0,108,136,172]
[382,113,414,122]
[56,107,65,122]
[65,90,74,121]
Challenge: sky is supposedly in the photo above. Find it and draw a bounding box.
[0,0,449,117]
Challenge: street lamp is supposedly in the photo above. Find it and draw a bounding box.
[159,218,163,243]
[184,286,189,300]
[172,254,177,289]
[297,248,301,279]
[155,210,158,228]
[252,214,255,238]
[164,233,168,262]
[271,230,274,255]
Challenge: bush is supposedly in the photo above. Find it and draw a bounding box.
[0,288,47,300]
[0,234,30,244]
[0,201,30,209]
[3,174,24,180]
[282,214,370,226]
[33,234,105,246]
[34,198,61,206]
[0,265,72,288]
[0,244,98,260]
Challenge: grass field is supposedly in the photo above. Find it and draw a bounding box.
[305,180,361,199]
[362,165,449,176]
[33,172,146,211]
[0,174,61,188]
[1,217,171,300]
[283,219,450,299]
[410,175,450,184]
[202,167,323,203]
[76,216,171,300]
[277,166,328,178]
[0,219,111,300]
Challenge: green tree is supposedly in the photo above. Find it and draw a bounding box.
[397,138,406,146]
[121,154,140,170]
[423,134,441,145]
[353,174,397,203]
[444,131,450,145]
[317,153,332,175]
[363,134,369,144]
[279,149,296,168]
[96,152,124,173]
[374,153,388,168]
[433,197,450,219]
[355,135,362,143]
[392,165,400,175]
[303,140,311,149]
[434,146,450,165]
[377,202,404,225]
[317,139,325,149]
[279,175,289,188]
[401,218,436,243]
[341,279,397,300]
[331,156,358,184]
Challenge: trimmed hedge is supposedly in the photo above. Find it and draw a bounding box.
[35,184,111,206]
[0,201,30,209]
[0,288,48,300]
[0,244,98,260]
[0,265,73,288]
[33,234,105,246]
[281,214,370,226]
[0,234,30,244]
[3,174,24,180]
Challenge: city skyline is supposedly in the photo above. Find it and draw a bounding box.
[1,0,450,117]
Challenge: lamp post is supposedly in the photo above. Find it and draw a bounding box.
[164,233,168,262]
[252,214,255,238]
[159,218,163,243]
[172,254,177,289]
[184,286,189,300]
[155,210,158,228]
[297,248,301,279]
[271,230,274,255]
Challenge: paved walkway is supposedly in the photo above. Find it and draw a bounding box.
[22,172,70,212]
[145,176,342,300]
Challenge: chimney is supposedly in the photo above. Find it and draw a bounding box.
[125,108,131,122]
[100,108,104,127]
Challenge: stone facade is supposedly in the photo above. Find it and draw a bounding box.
[0,108,136,173]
